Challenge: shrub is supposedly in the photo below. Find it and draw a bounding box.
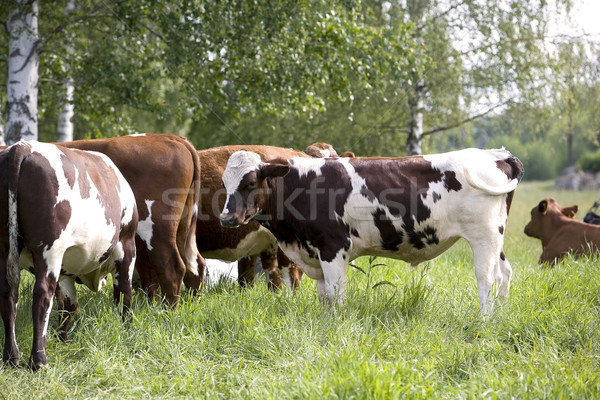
[578,148,600,173]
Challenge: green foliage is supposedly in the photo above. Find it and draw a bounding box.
[578,148,600,172]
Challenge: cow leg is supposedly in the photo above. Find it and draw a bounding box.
[134,238,161,301]
[0,259,20,366]
[29,253,59,370]
[260,251,282,291]
[495,250,512,299]
[183,254,205,295]
[469,237,504,315]
[147,240,186,306]
[318,251,348,305]
[237,256,257,288]
[113,239,136,320]
[55,278,78,343]
[277,249,302,290]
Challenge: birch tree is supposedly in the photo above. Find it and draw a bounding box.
[56,0,75,143]
[369,0,574,155]
[4,0,39,145]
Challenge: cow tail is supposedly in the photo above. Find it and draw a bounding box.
[502,155,524,215]
[182,138,201,277]
[464,154,524,196]
[7,142,29,298]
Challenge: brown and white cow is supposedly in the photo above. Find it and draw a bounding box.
[220,148,523,314]
[197,143,345,289]
[524,197,600,263]
[0,141,138,369]
[59,134,202,304]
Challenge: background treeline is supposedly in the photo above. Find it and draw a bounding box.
[2,0,599,180]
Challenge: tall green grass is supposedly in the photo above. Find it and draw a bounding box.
[1,181,599,399]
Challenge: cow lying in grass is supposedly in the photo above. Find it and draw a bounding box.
[524,198,600,264]
[219,147,523,314]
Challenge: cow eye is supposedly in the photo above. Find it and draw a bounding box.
[248,180,258,188]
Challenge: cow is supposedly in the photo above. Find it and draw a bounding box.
[59,134,202,304]
[0,141,138,369]
[524,197,600,263]
[197,143,348,289]
[219,148,523,314]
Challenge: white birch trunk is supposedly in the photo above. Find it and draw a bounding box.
[5,0,39,145]
[56,76,74,142]
[56,0,76,143]
[0,118,5,146]
[406,76,425,156]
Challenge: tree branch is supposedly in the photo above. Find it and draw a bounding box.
[422,99,514,136]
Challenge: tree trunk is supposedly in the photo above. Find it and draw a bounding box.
[5,0,39,145]
[56,0,75,143]
[56,77,74,142]
[406,75,425,156]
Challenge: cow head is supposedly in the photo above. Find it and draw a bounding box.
[524,197,578,239]
[220,150,290,228]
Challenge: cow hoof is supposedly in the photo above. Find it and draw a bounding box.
[28,357,47,371]
[3,358,21,368]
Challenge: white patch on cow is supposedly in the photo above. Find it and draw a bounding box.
[290,157,326,178]
[202,225,277,261]
[279,266,292,289]
[138,199,155,251]
[318,249,348,304]
[424,147,518,195]
[41,296,54,339]
[205,259,238,285]
[128,133,147,137]
[318,149,332,157]
[278,240,323,280]
[222,150,263,199]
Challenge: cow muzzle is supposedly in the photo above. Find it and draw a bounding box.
[220,212,242,228]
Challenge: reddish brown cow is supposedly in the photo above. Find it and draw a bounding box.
[524,197,600,263]
[60,134,202,304]
[0,141,138,369]
[197,143,347,289]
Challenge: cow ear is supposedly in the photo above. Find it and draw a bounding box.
[260,159,290,179]
[562,205,578,218]
[538,200,548,214]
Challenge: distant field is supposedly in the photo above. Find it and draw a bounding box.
[1,180,599,399]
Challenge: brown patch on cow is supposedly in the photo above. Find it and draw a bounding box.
[352,157,447,250]
[499,226,504,235]
[264,159,353,263]
[60,154,76,189]
[432,192,441,203]
[350,227,360,238]
[443,171,462,192]
[304,143,339,158]
[17,154,71,250]
[73,162,91,199]
[496,157,524,182]
[373,208,403,251]
[500,251,506,261]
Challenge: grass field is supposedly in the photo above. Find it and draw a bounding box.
[1,181,599,399]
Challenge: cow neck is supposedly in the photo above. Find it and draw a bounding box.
[261,175,282,227]
[540,213,573,247]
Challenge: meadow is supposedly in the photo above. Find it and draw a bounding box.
[1,181,599,399]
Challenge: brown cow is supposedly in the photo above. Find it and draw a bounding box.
[197,143,350,289]
[524,197,600,263]
[59,134,202,304]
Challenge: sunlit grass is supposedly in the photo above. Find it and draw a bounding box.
[1,181,599,399]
